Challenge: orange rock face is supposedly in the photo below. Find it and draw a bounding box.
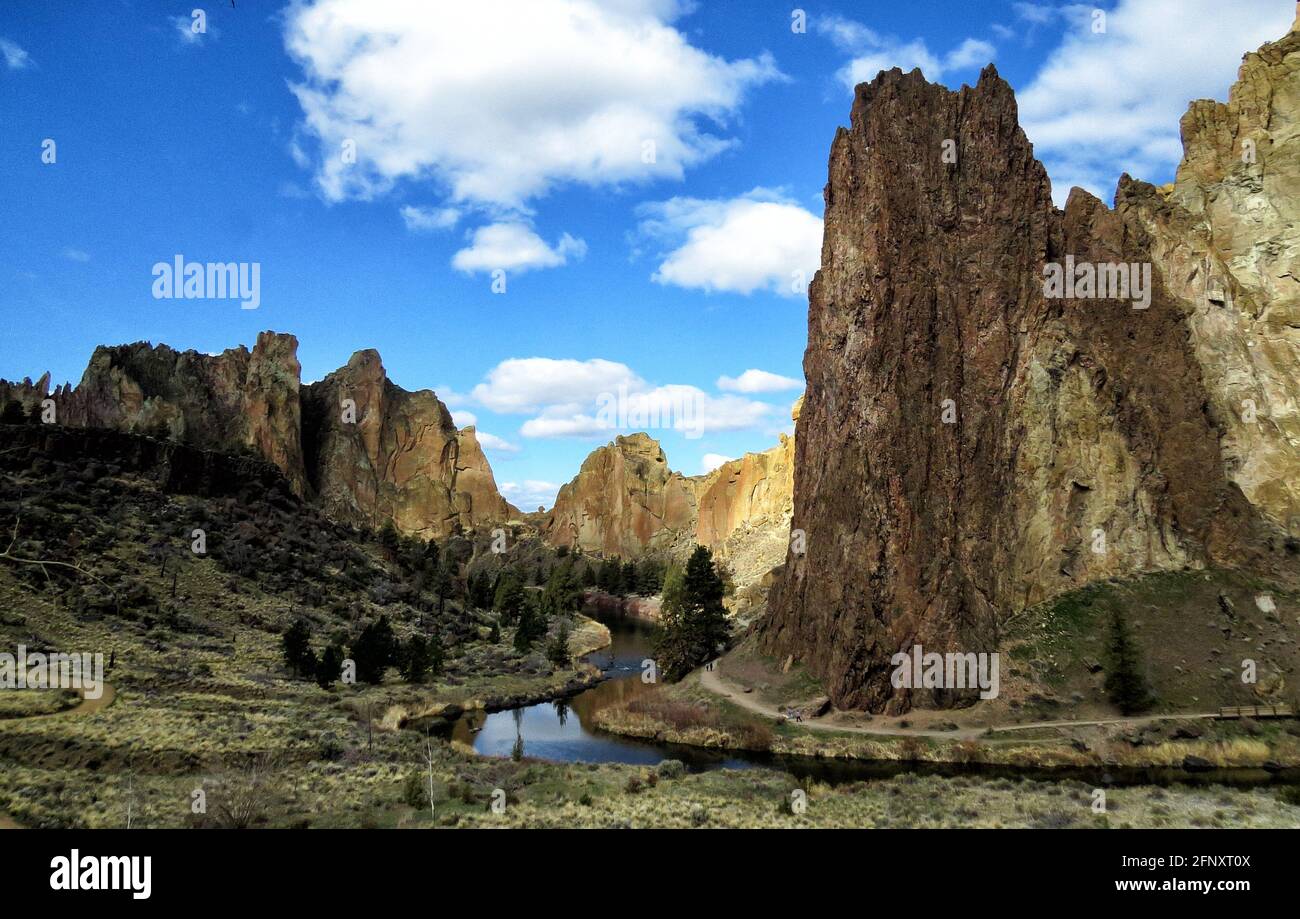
[301,349,514,538]
[7,334,513,539]
[542,433,700,557]
[542,413,800,595]
[455,426,518,526]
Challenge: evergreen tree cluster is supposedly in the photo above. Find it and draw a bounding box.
[280,613,445,689]
[594,556,664,596]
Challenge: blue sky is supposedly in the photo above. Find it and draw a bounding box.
[1,0,1292,509]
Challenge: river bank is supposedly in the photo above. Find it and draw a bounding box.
[594,665,1300,777]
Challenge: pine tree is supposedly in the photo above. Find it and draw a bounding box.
[684,545,729,654]
[400,634,431,683]
[316,643,344,689]
[620,560,638,595]
[540,560,581,620]
[282,620,315,678]
[430,558,454,613]
[514,597,546,653]
[495,574,525,626]
[654,546,731,682]
[636,558,663,595]
[546,618,572,668]
[488,617,502,643]
[597,558,620,594]
[1104,609,1154,714]
[351,615,398,684]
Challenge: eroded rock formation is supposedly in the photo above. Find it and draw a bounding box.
[3,334,513,538]
[762,17,1300,712]
[541,403,800,594]
[542,433,699,557]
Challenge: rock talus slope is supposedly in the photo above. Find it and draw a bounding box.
[761,17,1300,712]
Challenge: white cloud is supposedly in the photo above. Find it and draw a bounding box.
[472,358,641,414]
[945,38,998,71]
[637,188,822,297]
[701,453,734,473]
[451,410,478,428]
[62,248,90,263]
[717,369,802,394]
[0,38,32,69]
[816,14,996,89]
[452,223,586,274]
[519,385,772,439]
[500,479,563,511]
[1018,0,1294,204]
[475,430,521,454]
[283,0,781,208]
[400,205,460,232]
[467,356,774,439]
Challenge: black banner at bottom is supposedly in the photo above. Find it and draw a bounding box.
[0,828,1278,906]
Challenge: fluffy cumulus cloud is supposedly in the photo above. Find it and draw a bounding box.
[815,14,996,89]
[451,223,586,274]
[472,358,641,415]
[0,37,32,69]
[701,453,734,474]
[500,479,564,511]
[1017,0,1294,204]
[466,356,774,440]
[282,0,780,208]
[636,189,822,297]
[717,368,802,394]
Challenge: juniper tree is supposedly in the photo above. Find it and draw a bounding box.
[400,634,432,683]
[282,619,315,678]
[315,643,344,689]
[351,615,397,684]
[1104,609,1154,715]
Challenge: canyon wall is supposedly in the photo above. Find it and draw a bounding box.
[542,433,699,558]
[761,17,1300,712]
[541,401,799,590]
[2,334,513,539]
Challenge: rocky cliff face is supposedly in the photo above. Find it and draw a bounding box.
[456,426,519,525]
[3,334,513,539]
[59,331,308,496]
[542,407,799,593]
[693,399,799,588]
[762,18,1300,712]
[542,433,699,557]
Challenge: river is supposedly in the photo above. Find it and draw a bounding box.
[446,612,1300,789]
